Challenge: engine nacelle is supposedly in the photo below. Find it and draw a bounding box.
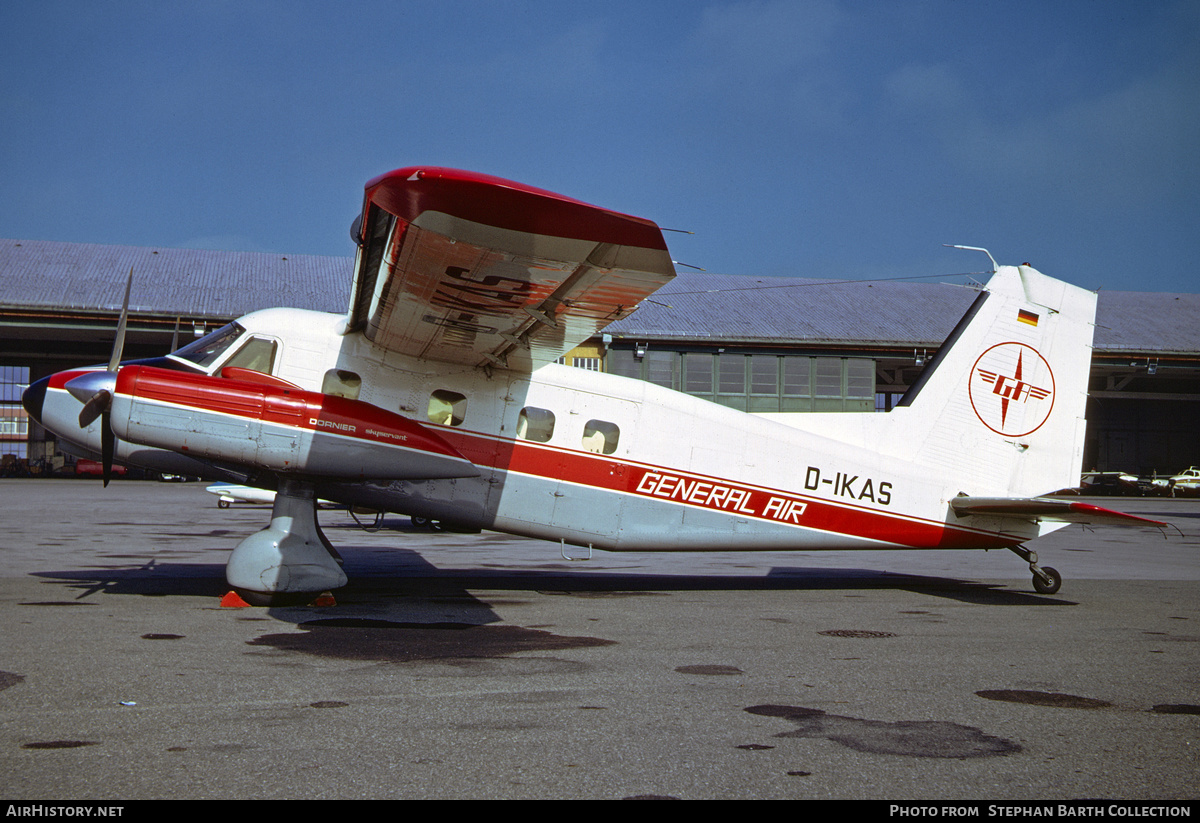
[109,365,478,480]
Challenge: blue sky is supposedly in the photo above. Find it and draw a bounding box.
[2,0,1197,292]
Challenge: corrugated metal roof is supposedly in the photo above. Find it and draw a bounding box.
[0,239,350,318]
[2,240,1196,353]
[605,272,980,347]
[1094,290,1200,353]
[606,272,1200,354]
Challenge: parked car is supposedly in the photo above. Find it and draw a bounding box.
[74,459,128,477]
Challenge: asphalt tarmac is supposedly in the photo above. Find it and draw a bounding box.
[0,479,1196,800]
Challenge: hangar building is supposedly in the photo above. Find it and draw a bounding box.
[2,239,1198,478]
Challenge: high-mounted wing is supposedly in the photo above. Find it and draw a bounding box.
[346,167,675,371]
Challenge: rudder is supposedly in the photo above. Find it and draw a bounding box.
[895,265,1096,497]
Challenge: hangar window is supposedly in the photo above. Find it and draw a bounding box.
[582,420,620,455]
[323,369,362,400]
[608,345,875,413]
[644,350,678,390]
[813,357,875,412]
[718,355,745,394]
[1,365,29,459]
[750,355,779,395]
[428,390,467,427]
[782,358,810,397]
[814,357,843,398]
[684,353,714,395]
[517,407,555,443]
[557,354,602,371]
[846,358,875,400]
[605,349,640,380]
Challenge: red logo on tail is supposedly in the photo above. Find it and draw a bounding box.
[969,342,1055,437]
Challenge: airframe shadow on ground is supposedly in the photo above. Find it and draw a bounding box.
[1,480,1197,800]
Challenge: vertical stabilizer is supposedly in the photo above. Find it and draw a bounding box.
[896,265,1096,497]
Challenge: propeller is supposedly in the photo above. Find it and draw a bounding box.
[64,267,133,487]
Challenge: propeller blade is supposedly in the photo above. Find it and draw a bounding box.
[65,266,130,487]
[101,411,115,487]
[78,389,111,428]
[108,267,134,373]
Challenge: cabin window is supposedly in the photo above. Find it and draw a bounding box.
[582,420,620,455]
[223,336,278,374]
[516,407,555,443]
[322,369,362,400]
[428,390,467,426]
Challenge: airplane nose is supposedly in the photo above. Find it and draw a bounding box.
[21,375,49,425]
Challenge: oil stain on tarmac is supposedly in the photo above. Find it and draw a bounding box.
[975,689,1112,709]
[247,617,615,663]
[21,740,99,750]
[676,664,743,675]
[745,704,1021,758]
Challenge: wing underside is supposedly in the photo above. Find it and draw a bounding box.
[346,167,676,371]
[950,497,1168,527]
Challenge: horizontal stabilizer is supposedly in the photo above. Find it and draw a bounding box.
[951,497,1168,527]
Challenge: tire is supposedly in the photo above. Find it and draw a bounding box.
[1032,566,1062,595]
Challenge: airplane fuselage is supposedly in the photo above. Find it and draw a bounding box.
[38,305,1046,554]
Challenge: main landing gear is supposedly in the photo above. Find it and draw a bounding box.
[225,478,347,601]
[1008,544,1062,595]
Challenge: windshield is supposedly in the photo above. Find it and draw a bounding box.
[170,322,246,369]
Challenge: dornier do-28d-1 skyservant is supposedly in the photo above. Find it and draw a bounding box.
[22,166,1166,601]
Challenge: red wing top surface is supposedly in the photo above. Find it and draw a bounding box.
[346,167,676,371]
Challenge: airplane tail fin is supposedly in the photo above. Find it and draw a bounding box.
[895,264,1096,498]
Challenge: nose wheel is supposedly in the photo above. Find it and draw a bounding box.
[1008,545,1062,594]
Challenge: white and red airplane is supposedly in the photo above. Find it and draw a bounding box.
[22,166,1166,599]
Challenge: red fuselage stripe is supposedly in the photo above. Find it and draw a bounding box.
[49,367,1016,549]
[108,366,467,460]
[431,427,1017,550]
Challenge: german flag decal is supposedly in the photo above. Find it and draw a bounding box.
[1017,309,1039,327]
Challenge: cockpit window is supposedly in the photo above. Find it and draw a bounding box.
[171,323,245,368]
[223,337,278,375]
